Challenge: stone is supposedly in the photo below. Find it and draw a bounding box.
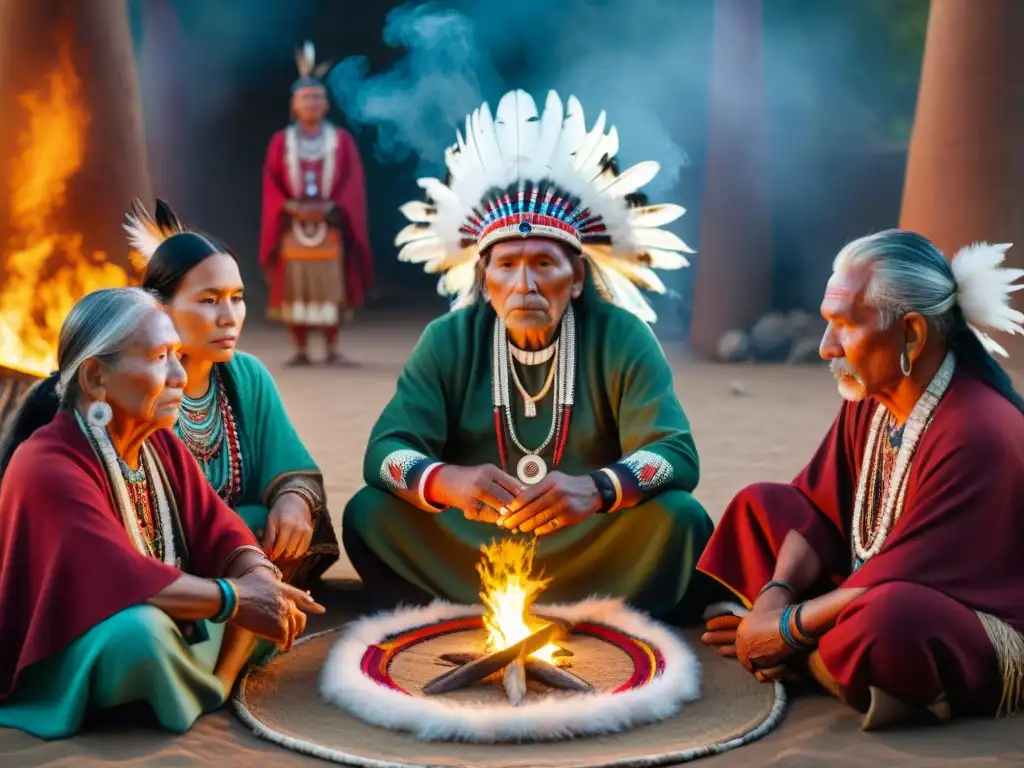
[716,329,751,363]
[750,312,794,362]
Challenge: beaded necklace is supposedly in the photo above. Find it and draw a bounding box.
[851,352,955,569]
[175,367,243,506]
[491,304,577,485]
[75,411,176,565]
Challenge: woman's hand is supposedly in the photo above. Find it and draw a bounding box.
[231,570,325,649]
[263,493,314,563]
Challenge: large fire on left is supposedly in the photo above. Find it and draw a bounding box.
[0,37,132,378]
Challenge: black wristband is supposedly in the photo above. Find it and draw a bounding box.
[589,471,617,514]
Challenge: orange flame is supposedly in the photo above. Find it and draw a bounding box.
[477,538,560,663]
[0,38,131,377]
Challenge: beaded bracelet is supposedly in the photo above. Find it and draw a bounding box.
[211,578,239,624]
[793,602,821,642]
[757,579,797,601]
[779,604,816,651]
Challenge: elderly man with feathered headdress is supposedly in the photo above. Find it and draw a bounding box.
[258,41,373,366]
[698,231,1024,730]
[341,89,713,620]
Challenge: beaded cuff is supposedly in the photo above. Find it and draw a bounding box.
[605,450,674,510]
[380,449,442,511]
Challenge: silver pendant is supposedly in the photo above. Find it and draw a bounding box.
[517,454,547,485]
[524,399,537,418]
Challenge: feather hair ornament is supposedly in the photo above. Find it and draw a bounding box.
[950,241,1024,357]
[122,198,187,268]
[395,89,693,323]
[295,41,316,79]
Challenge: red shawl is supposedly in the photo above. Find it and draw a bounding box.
[258,125,373,312]
[0,412,259,700]
[699,368,1024,632]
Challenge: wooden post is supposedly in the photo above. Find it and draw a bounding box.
[688,0,773,357]
[899,0,1024,352]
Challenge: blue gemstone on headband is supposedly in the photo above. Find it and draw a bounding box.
[518,221,532,235]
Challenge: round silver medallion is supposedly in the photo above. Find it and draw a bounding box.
[516,454,548,485]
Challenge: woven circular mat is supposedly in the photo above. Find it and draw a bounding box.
[235,610,786,767]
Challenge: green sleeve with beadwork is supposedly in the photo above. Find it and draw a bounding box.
[601,313,700,511]
[363,319,452,509]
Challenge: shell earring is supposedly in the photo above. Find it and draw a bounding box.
[900,349,912,377]
[86,400,113,428]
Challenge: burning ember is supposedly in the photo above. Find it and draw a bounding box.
[424,539,593,704]
[0,37,131,378]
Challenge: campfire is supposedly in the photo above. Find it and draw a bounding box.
[0,36,131,383]
[424,538,593,705]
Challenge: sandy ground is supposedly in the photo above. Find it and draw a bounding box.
[2,316,1023,767]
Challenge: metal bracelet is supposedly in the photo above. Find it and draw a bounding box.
[756,579,797,601]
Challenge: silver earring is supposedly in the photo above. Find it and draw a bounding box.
[900,350,912,377]
[86,400,113,428]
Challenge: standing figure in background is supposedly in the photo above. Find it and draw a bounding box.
[259,41,373,366]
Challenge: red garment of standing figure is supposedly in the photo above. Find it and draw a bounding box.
[258,41,373,364]
[698,369,1024,715]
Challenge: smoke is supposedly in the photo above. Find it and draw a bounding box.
[328,0,710,197]
[329,4,502,170]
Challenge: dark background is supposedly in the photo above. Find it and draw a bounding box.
[126,0,929,337]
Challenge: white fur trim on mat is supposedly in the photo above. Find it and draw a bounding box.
[320,599,696,743]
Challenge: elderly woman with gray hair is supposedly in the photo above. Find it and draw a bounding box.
[0,287,324,739]
[699,230,1024,730]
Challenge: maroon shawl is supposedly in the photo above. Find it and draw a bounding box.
[0,412,260,699]
[699,368,1024,632]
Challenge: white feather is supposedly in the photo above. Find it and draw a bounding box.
[397,239,447,264]
[122,213,166,264]
[578,127,619,184]
[495,90,540,180]
[588,258,658,323]
[533,90,565,178]
[572,110,607,173]
[633,227,695,254]
[394,223,434,247]
[599,161,660,197]
[398,201,436,224]
[951,242,1024,356]
[629,204,686,228]
[639,247,691,270]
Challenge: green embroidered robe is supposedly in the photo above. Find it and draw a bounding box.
[345,289,713,616]
[183,352,339,582]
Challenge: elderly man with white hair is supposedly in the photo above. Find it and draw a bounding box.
[697,229,1024,730]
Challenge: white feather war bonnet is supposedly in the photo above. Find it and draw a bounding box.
[394,89,694,323]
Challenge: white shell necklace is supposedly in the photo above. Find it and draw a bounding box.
[851,351,955,567]
[492,304,577,484]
